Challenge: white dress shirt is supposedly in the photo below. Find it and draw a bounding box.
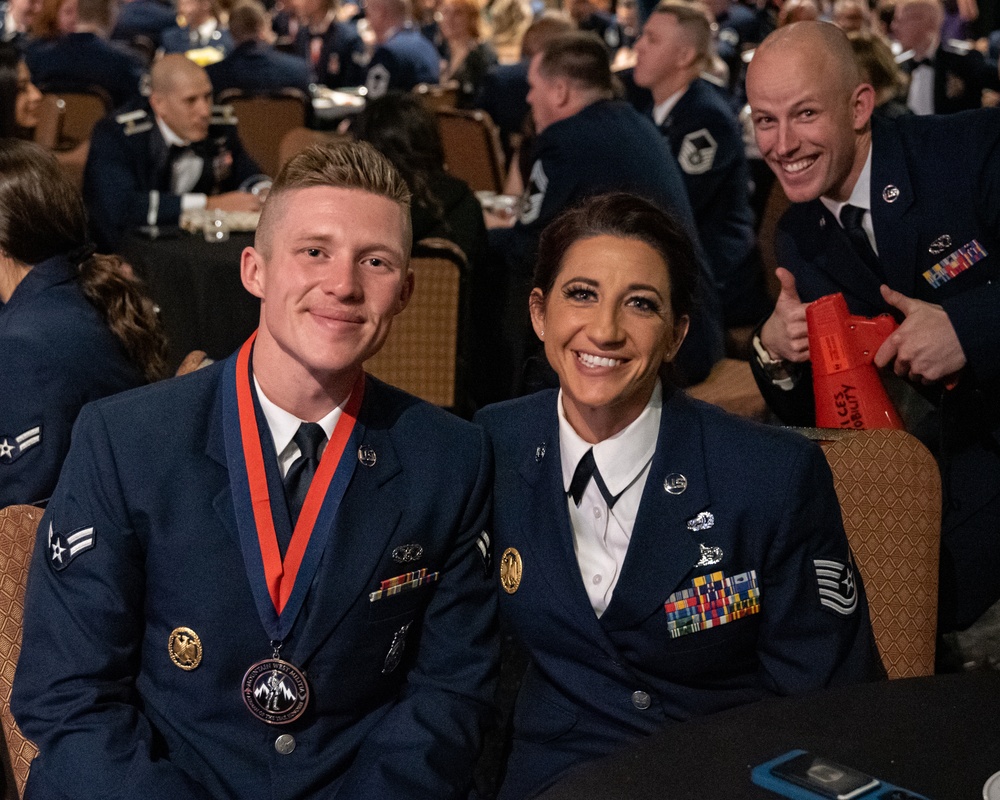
[254,377,343,478]
[155,115,208,211]
[820,142,878,255]
[559,381,662,617]
[651,88,687,127]
[905,41,937,116]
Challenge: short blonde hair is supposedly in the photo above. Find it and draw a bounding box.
[652,1,713,67]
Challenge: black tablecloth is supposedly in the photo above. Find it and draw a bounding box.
[120,229,260,371]
[538,672,1000,800]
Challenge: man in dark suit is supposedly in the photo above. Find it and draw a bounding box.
[632,0,767,326]
[363,0,439,96]
[892,0,1000,114]
[13,140,498,799]
[206,1,311,97]
[24,0,145,108]
[83,54,265,251]
[746,21,1000,642]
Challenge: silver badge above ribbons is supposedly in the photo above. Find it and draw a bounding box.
[686,511,715,532]
[695,543,723,567]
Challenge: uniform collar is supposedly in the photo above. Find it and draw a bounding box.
[252,374,343,463]
[820,140,873,223]
[651,85,687,126]
[0,255,76,318]
[156,114,190,147]
[558,380,662,497]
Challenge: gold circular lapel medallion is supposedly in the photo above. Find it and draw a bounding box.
[499,547,523,594]
[168,626,203,671]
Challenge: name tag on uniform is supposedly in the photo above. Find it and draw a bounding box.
[369,568,440,602]
[663,569,760,639]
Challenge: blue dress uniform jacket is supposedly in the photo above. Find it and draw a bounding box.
[751,109,1000,631]
[510,99,723,384]
[293,20,365,89]
[475,388,884,800]
[82,102,264,252]
[206,41,312,97]
[110,0,177,49]
[24,32,145,108]
[651,78,764,326]
[12,359,499,799]
[0,256,142,508]
[898,41,1000,115]
[364,26,440,97]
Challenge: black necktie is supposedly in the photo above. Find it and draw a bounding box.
[910,57,934,69]
[839,204,883,277]
[282,423,327,547]
[568,449,622,509]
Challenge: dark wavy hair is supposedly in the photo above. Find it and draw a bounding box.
[0,139,169,381]
[533,191,698,323]
[350,91,447,226]
[0,43,26,138]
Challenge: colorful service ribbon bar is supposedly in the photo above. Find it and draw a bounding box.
[369,569,441,602]
[663,569,760,639]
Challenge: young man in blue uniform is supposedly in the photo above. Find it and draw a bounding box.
[83,54,266,251]
[13,140,498,799]
[363,0,439,96]
[206,1,311,97]
[291,0,365,89]
[746,21,1000,646]
[632,0,767,326]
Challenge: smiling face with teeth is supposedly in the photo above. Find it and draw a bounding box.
[746,22,875,204]
[530,234,690,443]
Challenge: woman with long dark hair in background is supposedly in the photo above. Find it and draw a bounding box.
[0,139,169,507]
[0,42,43,138]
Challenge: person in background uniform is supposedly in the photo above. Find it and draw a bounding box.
[364,0,440,96]
[848,29,910,118]
[291,0,365,88]
[438,0,497,107]
[0,140,168,508]
[206,1,311,97]
[476,192,884,800]
[30,0,78,40]
[111,0,177,53]
[0,41,41,136]
[703,0,756,99]
[892,0,1000,114]
[25,0,145,108]
[474,11,574,161]
[159,0,234,57]
[13,139,498,800]
[500,31,723,389]
[0,0,41,47]
[563,0,624,56]
[833,0,873,33]
[83,54,266,251]
[632,0,767,327]
[745,21,1000,652]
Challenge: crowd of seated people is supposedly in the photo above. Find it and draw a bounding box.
[5,1,1000,796]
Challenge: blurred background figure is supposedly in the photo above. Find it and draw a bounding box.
[832,0,873,32]
[159,0,234,59]
[777,0,819,26]
[30,0,78,40]
[351,91,487,272]
[206,1,311,95]
[111,0,178,58]
[439,0,497,106]
[291,0,365,88]
[25,0,145,108]
[848,29,910,117]
[484,0,531,62]
[0,41,41,136]
[0,139,168,508]
[563,0,624,57]
[1,0,42,47]
[363,0,440,96]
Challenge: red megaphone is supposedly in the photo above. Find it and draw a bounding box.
[807,292,904,430]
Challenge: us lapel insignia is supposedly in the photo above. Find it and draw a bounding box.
[663,473,687,495]
[392,542,423,563]
[382,621,412,674]
[695,543,723,567]
[0,426,41,464]
[168,627,203,671]
[47,521,95,572]
[358,445,377,467]
[499,547,522,594]
[686,511,715,532]
[928,234,953,255]
[882,184,900,203]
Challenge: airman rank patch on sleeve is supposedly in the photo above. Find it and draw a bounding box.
[814,558,858,615]
[518,160,548,225]
[47,522,96,572]
[678,128,717,175]
[0,426,41,464]
[476,530,491,576]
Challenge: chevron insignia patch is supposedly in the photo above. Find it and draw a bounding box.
[0,426,41,464]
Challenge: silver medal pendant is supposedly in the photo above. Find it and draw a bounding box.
[242,658,310,724]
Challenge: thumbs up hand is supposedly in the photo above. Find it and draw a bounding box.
[874,284,966,385]
[760,268,810,363]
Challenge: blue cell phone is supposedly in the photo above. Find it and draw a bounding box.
[752,750,932,800]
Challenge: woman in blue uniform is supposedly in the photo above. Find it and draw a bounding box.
[0,140,168,507]
[475,192,885,799]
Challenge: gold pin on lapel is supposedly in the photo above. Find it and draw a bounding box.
[500,547,522,594]
[168,627,203,671]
